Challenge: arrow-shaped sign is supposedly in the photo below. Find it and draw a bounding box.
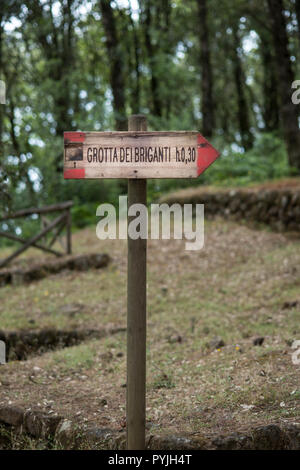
[64,131,220,179]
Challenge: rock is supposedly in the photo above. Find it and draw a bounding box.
[72,255,89,271]
[0,406,24,427]
[210,336,225,349]
[252,424,288,450]
[240,404,255,411]
[3,327,115,361]
[253,337,265,346]
[168,335,182,344]
[283,423,300,450]
[0,253,110,287]
[158,187,300,234]
[11,271,25,286]
[55,419,77,449]
[149,434,202,450]
[212,433,253,450]
[283,301,298,310]
[24,411,62,438]
[84,426,117,448]
[92,253,110,269]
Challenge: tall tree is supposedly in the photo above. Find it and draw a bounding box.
[0,3,5,160]
[232,23,254,150]
[0,1,24,211]
[196,0,215,137]
[294,0,300,47]
[259,33,280,131]
[99,0,127,130]
[22,0,79,170]
[140,0,162,117]
[267,0,300,171]
[128,6,141,114]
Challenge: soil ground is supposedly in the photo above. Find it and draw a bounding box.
[0,211,300,447]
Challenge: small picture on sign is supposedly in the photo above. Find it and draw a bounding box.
[64,143,83,161]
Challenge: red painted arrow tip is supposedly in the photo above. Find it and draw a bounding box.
[197,133,220,176]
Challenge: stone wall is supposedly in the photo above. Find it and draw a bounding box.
[1,404,300,449]
[160,186,300,232]
[0,252,110,287]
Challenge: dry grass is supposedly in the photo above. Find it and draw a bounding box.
[0,217,300,441]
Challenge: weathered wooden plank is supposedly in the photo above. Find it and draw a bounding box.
[64,131,220,179]
[126,115,147,451]
[48,215,67,249]
[0,201,73,221]
[66,209,72,255]
[0,231,63,257]
[0,213,67,268]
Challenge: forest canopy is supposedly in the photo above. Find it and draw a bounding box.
[0,0,300,223]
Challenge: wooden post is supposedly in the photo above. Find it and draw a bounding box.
[66,209,72,255]
[0,212,67,268]
[127,115,147,450]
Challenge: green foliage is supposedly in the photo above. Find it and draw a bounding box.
[1,0,299,222]
[152,372,175,390]
[72,202,99,229]
[203,133,291,186]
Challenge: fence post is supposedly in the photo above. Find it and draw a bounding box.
[66,209,72,255]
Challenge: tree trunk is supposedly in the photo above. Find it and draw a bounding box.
[232,25,253,150]
[25,0,75,171]
[267,0,300,171]
[259,34,280,131]
[0,9,3,159]
[128,7,141,114]
[142,0,162,118]
[161,0,172,119]
[196,0,215,138]
[0,13,6,209]
[294,0,300,48]
[100,0,127,130]
[55,0,73,137]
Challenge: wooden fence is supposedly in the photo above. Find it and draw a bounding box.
[0,201,73,268]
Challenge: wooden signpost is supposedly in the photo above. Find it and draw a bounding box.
[64,130,219,179]
[64,115,220,450]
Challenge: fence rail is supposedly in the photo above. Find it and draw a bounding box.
[0,201,73,268]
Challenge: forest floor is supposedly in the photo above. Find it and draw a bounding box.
[0,211,300,448]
